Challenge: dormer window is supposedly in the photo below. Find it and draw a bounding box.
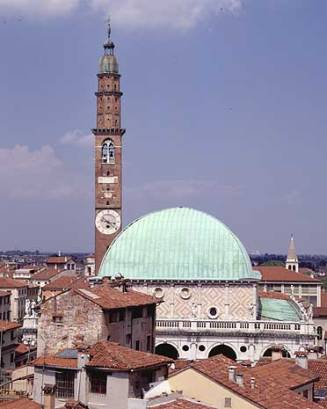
[102,139,115,164]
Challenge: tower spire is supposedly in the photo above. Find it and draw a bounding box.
[104,16,115,55]
[286,234,299,272]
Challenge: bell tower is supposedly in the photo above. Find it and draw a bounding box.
[93,21,125,273]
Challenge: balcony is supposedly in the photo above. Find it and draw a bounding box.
[156,319,316,338]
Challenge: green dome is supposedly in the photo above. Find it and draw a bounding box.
[99,54,119,74]
[99,207,261,281]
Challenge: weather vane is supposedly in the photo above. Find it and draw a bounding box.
[106,15,111,40]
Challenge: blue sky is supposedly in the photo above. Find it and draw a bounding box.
[0,0,326,254]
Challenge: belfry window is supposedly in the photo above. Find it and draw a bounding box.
[102,140,115,164]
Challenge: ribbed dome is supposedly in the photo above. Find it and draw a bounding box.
[99,208,260,281]
[99,54,119,74]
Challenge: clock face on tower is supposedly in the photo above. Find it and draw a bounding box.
[95,209,121,235]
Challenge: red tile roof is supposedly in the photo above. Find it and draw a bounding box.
[149,399,214,409]
[259,291,291,300]
[308,358,327,389]
[47,256,72,264]
[74,285,156,310]
[0,290,10,298]
[32,268,64,281]
[0,320,21,331]
[256,266,319,282]
[0,398,40,408]
[43,276,88,291]
[173,355,321,409]
[15,343,30,355]
[0,277,27,288]
[87,341,172,371]
[33,356,78,369]
[250,358,318,389]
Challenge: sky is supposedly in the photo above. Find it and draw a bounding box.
[0,0,326,254]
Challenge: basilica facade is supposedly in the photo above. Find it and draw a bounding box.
[94,27,317,362]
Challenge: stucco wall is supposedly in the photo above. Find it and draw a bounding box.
[169,368,260,409]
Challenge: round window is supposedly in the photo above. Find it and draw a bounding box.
[180,287,191,300]
[208,306,219,319]
[153,287,164,299]
[198,345,206,352]
[182,345,189,352]
[240,346,247,353]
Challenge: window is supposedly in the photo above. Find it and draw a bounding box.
[10,353,14,363]
[89,372,107,395]
[52,315,63,324]
[224,397,232,408]
[146,336,151,352]
[56,371,75,399]
[132,307,143,319]
[135,340,140,351]
[118,309,125,321]
[101,140,115,164]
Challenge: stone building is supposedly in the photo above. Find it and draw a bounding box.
[46,256,76,272]
[0,278,29,322]
[37,282,157,356]
[0,320,21,383]
[32,341,172,409]
[0,290,11,321]
[99,207,317,362]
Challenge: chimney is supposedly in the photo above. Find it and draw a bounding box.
[235,373,244,387]
[250,377,256,389]
[271,345,283,361]
[43,384,56,409]
[228,366,236,382]
[295,351,308,369]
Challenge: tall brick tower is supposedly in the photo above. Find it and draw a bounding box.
[93,22,125,272]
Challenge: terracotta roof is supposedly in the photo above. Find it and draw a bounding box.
[0,320,21,331]
[0,398,41,408]
[32,268,63,281]
[259,290,291,300]
[149,399,214,409]
[256,266,319,282]
[174,355,321,409]
[0,277,27,288]
[33,355,78,369]
[47,256,72,264]
[43,276,88,291]
[87,341,173,370]
[250,359,318,389]
[15,343,30,355]
[0,290,9,297]
[74,285,156,310]
[308,359,327,390]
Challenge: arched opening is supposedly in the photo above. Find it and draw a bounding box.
[263,347,291,358]
[317,326,323,340]
[155,343,179,360]
[208,344,237,360]
[101,139,115,164]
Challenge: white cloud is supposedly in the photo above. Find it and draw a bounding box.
[0,0,79,17]
[91,0,242,29]
[0,144,87,199]
[127,179,242,202]
[60,130,93,148]
[0,0,242,29]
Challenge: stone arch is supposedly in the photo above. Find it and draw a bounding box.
[208,343,237,360]
[262,345,291,358]
[155,343,179,360]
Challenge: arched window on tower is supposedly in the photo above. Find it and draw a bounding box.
[102,139,115,164]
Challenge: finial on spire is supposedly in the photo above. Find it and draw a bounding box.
[103,15,115,54]
[106,16,111,41]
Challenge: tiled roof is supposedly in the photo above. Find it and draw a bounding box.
[74,285,156,309]
[33,355,78,369]
[0,321,21,331]
[175,355,321,409]
[15,343,30,355]
[0,398,41,408]
[32,268,63,281]
[0,290,10,297]
[256,266,319,282]
[47,256,72,264]
[149,399,214,409]
[308,359,327,389]
[87,341,173,370]
[43,276,88,291]
[0,277,27,288]
[250,359,318,389]
[259,290,291,300]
